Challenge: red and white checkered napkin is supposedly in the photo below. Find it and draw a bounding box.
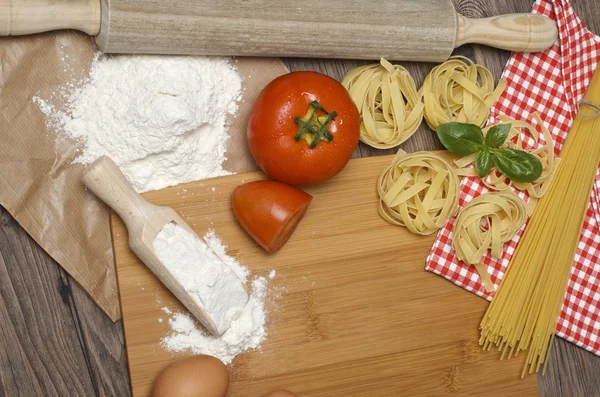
[425,0,600,355]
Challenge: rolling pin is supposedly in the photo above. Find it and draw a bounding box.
[82,156,249,337]
[0,0,557,61]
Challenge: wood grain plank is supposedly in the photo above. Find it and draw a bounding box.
[0,205,131,397]
[544,338,600,397]
[0,208,97,396]
[67,275,131,397]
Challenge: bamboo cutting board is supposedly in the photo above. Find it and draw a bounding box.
[111,153,538,397]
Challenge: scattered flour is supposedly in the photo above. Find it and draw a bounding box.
[269,270,277,279]
[161,231,267,364]
[163,277,267,365]
[153,223,249,335]
[34,54,242,192]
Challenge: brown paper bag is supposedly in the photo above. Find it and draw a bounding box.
[0,31,287,320]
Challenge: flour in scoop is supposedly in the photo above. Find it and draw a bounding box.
[34,54,242,192]
[160,231,268,364]
[153,223,249,335]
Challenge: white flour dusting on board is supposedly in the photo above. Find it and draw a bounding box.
[34,54,242,193]
[160,230,269,364]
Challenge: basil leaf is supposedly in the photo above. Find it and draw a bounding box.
[492,148,542,183]
[485,124,511,148]
[475,149,494,178]
[436,122,484,156]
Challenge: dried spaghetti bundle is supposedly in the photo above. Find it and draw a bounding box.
[480,67,600,376]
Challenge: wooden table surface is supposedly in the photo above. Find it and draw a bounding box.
[1,0,599,396]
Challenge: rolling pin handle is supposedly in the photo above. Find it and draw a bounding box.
[0,0,101,36]
[455,13,558,53]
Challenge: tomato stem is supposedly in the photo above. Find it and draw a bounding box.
[294,100,337,148]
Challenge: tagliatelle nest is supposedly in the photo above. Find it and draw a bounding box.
[422,56,506,130]
[453,191,527,292]
[453,113,559,204]
[377,150,460,236]
[342,58,424,149]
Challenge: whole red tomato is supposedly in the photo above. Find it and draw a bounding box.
[247,71,360,185]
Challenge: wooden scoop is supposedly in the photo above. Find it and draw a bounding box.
[1,0,557,61]
[82,156,248,337]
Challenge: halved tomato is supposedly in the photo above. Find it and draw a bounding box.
[232,180,312,253]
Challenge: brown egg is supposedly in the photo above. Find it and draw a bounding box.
[263,390,298,397]
[152,355,229,397]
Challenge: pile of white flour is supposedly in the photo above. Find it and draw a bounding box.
[153,223,250,335]
[34,54,242,192]
[160,230,268,364]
